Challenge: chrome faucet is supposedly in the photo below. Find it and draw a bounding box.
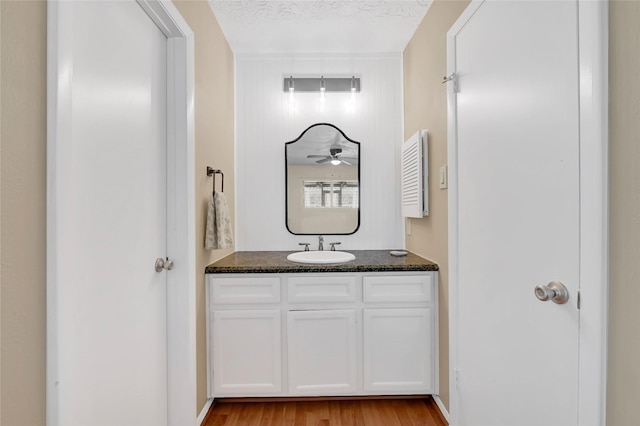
[318,235,324,251]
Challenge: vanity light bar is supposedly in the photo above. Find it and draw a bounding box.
[283,76,361,93]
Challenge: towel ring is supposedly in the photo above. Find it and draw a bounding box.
[206,166,224,193]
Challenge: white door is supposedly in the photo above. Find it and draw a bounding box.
[363,308,434,393]
[213,310,282,396]
[449,1,582,424]
[287,310,358,395]
[49,1,169,424]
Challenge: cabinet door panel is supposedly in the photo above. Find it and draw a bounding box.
[363,274,433,303]
[287,310,357,394]
[211,277,280,304]
[363,308,433,393]
[213,310,281,395]
[288,276,356,303]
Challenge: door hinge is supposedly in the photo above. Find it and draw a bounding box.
[577,290,581,310]
[442,73,459,93]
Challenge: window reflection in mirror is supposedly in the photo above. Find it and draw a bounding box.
[285,123,360,235]
[303,181,359,209]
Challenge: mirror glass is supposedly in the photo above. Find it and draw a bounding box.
[286,123,360,235]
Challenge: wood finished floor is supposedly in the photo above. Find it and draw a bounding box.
[203,398,447,426]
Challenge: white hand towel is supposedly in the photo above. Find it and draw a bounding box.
[205,192,234,250]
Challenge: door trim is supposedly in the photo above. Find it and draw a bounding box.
[46,1,196,424]
[446,0,608,424]
[576,2,608,423]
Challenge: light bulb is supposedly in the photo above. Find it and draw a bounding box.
[331,159,341,165]
[351,76,356,93]
[288,75,294,92]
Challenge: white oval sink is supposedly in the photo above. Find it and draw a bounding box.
[287,250,356,264]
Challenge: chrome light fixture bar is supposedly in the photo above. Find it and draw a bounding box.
[283,76,361,93]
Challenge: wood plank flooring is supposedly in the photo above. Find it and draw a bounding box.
[203,397,447,426]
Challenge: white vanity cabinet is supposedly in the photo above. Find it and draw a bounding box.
[209,277,282,396]
[362,274,435,393]
[207,271,438,398]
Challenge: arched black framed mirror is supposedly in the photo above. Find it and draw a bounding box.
[285,123,360,235]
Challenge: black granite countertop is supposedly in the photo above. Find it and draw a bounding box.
[205,250,439,274]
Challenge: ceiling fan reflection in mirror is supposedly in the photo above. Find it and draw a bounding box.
[307,148,357,165]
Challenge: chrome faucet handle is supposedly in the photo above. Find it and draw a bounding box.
[329,242,341,251]
[318,235,324,251]
[298,243,310,251]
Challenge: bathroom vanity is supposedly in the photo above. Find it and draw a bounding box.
[205,250,439,399]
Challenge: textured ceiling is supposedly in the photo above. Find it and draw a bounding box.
[208,1,432,53]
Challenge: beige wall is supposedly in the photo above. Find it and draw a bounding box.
[1,2,48,425]
[607,1,640,425]
[0,0,234,422]
[1,0,637,423]
[172,0,235,414]
[403,0,470,411]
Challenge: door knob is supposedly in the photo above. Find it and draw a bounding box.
[534,281,569,304]
[155,257,174,272]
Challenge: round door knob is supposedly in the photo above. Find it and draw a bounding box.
[534,281,569,304]
[163,259,174,271]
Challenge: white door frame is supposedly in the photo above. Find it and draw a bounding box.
[46,1,196,424]
[446,0,608,424]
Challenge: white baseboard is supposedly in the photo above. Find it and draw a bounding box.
[197,398,214,426]
[433,395,450,423]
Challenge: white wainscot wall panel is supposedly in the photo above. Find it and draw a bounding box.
[235,55,404,250]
